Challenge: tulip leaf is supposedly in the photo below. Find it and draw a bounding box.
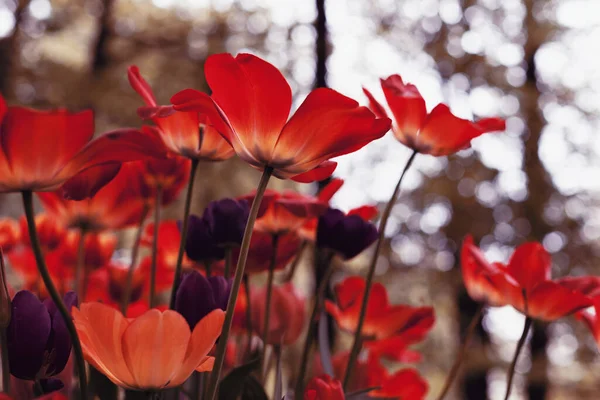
[218,358,267,400]
[318,311,334,376]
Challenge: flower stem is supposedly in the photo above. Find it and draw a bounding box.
[294,251,334,399]
[436,303,484,400]
[169,159,200,309]
[0,328,9,393]
[260,234,279,379]
[22,190,88,399]
[149,186,163,308]
[283,240,307,283]
[223,247,233,279]
[504,317,532,400]
[74,228,87,301]
[121,206,150,314]
[206,167,273,400]
[343,150,417,390]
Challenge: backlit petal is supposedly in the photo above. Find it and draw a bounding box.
[127,66,158,107]
[525,281,592,321]
[291,161,337,183]
[505,242,551,293]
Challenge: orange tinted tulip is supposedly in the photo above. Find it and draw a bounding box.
[251,282,305,345]
[461,235,592,321]
[171,53,390,182]
[128,67,234,162]
[74,302,224,390]
[0,218,20,252]
[37,163,149,232]
[325,276,434,341]
[0,94,165,198]
[363,75,505,156]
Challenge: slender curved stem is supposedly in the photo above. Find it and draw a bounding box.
[294,252,334,399]
[121,206,150,314]
[260,234,279,379]
[343,150,417,389]
[504,317,532,400]
[22,191,88,399]
[74,228,87,300]
[223,247,233,279]
[0,329,9,393]
[206,167,273,400]
[149,186,163,308]
[436,303,485,400]
[169,159,200,309]
[283,240,307,283]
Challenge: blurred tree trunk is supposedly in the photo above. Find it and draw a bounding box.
[0,0,29,95]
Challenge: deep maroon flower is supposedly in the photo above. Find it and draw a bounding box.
[174,270,232,329]
[7,290,77,381]
[316,208,378,260]
[204,198,250,247]
[184,215,225,262]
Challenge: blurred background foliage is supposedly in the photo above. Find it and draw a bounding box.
[1,0,599,398]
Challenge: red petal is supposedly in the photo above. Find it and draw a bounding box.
[137,105,176,120]
[333,276,365,310]
[347,205,378,221]
[291,161,337,183]
[127,65,158,107]
[371,368,428,400]
[362,87,389,119]
[1,107,94,188]
[380,75,427,148]
[60,163,122,200]
[60,128,168,182]
[506,242,551,293]
[555,276,600,298]
[275,88,390,176]
[526,281,592,321]
[204,53,292,163]
[0,93,6,122]
[317,178,344,202]
[474,117,506,132]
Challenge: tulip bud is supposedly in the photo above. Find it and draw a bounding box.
[304,375,345,400]
[316,208,378,260]
[0,250,10,328]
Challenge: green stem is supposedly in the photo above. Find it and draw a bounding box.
[22,191,88,399]
[121,206,149,314]
[223,247,232,279]
[436,303,484,400]
[504,317,532,400]
[294,252,334,399]
[0,328,9,393]
[206,167,273,400]
[74,228,87,301]
[169,159,200,309]
[149,186,163,308]
[260,234,279,379]
[343,150,417,389]
[282,240,307,283]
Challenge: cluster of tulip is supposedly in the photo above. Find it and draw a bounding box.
[0,51,595,400]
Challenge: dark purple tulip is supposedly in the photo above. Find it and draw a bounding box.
[316,208,379,260]
[7,290,78,380]
[204,198,249,247]
[174,270,232,329]
[184,215,225,262]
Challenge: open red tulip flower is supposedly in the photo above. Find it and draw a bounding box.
[0,218,20,252]
[321,351,428,400]
[461,235,592,321]
[128,66,235,162]
[325,276,434,343]
[19,213,66,252]
[57,230,116,272]
[141,221,201,270]
[363,75,506,156]
[171,53,391,182]
[37,163,150,233]
[241,189,329,236]
[0,93,166,199]
[73,302,224,390]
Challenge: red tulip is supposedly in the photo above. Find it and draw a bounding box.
[128,66,234,162]
[461,235,592,320]
[0,218,20,252]
[171,53,391,182]
[57,231,116,272]
[140,221,201,270]
[227,231,301,275]
[304,375,345,400]
[251,282,305,345]
[0,94,166,198]
[325,276,434,341]
[363,75,505,156]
